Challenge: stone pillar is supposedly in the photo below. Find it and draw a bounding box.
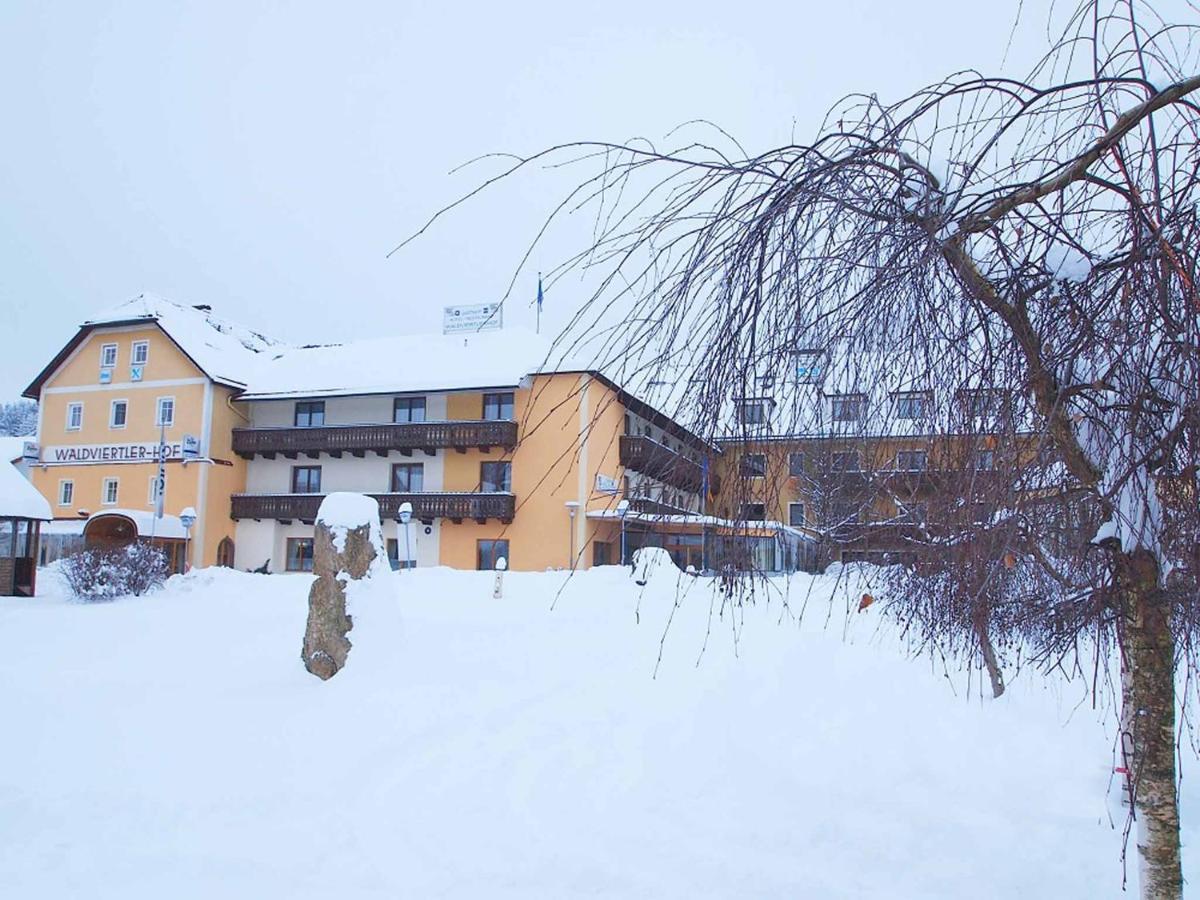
[301,493,386,680]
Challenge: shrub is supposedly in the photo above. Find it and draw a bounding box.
[61,543,170,602]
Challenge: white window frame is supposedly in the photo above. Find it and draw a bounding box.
[895,450,928,472]
[100,342,118,368]
[788,501,806,527]
[156,396,175,427]
[131,340,150,366]
[830,394,866,423]
[66,402,84,431]
[102,477,119,506]
[738,402,766,426]
[109,399,129,430]
[58,480,74,507]
[894,391,930,420]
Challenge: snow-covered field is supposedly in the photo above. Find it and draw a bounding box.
[1,560,1195,898]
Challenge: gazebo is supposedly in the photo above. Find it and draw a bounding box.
[0,460,51,597]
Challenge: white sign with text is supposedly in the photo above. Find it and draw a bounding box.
[41,442,188,466]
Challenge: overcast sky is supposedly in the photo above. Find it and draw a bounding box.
[0,0,1154,399]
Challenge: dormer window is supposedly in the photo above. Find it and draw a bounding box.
[794,350,825,383]
[829,394,865,423]
[737,401,768,426]
[894,391,930,420]
[961,389,1007,419]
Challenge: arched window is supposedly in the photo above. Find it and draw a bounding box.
[216,537,235,568]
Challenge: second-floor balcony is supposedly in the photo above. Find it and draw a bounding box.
[230,491,516,524]
[619,435,709,493]
[232,419,518,459]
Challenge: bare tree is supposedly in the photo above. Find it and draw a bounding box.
[400,1,1199,893]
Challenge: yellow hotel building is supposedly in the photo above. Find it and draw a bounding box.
[25,295,812,573]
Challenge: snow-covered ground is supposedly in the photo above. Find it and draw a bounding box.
[1,560,1194,898]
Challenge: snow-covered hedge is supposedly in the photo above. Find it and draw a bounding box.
[60,544,170,602]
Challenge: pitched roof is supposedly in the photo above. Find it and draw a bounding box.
[24,293,280,398]
[0,460,51,520]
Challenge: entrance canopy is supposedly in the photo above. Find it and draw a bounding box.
[85,509,187,540]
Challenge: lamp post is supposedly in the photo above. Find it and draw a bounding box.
[397,501,413,572]
[564,500,580,570]
[179,506,197,574]
[616,499,630,566]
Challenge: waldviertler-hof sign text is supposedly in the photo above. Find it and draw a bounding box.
[41,442,189,465]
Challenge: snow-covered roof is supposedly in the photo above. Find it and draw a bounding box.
[86,509,188,539]
[82,293,281,389]
[0,437,28,465]
[0,462,51,520]
[240,327,552,400]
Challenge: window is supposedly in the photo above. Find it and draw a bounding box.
[962,389,1006,420]
[895,450,928,471]
[156,397,175,427]
[477,539,510,571]
[831,451,860,472]
[788,502,806,527]
[976,449,996,470]
[624,413,632,435]
[286,538,315,572]
[899,501,928,524]
[788,452,805,477]
[741,503,767,521]
[58,480,74,507]
[294,401,325,427]
[148,474,165,505]
[391,462,424,492]
[737,401,767,426]
[291,465,322,494]
[894,392,929,420]
[386,539,416,570]
[109,400,128,429]
[739,454,767,478]
[131,341,149,366]
[480,461,512,493]
[66,402,83,431]
[830,394,865,422]
[102,477,119,505]
[593,541,611,566]
[794,350,824,383]
[482,392,514,420]
[100,343,118,368]
[393,396,427,423]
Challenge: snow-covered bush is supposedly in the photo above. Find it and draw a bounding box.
[60,543,170,602]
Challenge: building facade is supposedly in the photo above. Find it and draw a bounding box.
[23,295,797,575]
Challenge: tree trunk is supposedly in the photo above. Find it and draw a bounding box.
[1117,548,1182,900]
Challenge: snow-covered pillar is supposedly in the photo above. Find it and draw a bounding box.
[301,493,387,680]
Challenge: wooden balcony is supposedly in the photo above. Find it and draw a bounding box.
[232,420,518,459]
[619,435,710,493]
[230,492,515,524]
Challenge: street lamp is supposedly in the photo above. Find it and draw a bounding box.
[179,506,197,574]
[397,501,413,572]
[616,499,630,566]
[564,500,580,570]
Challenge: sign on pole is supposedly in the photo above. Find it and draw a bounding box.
[182,434,201,460]
[443,303,503,335]
[21,441,39,464]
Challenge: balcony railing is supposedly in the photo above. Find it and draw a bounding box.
[232,420,518,459]
[619,435,708,493]
[230,492,516,524]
